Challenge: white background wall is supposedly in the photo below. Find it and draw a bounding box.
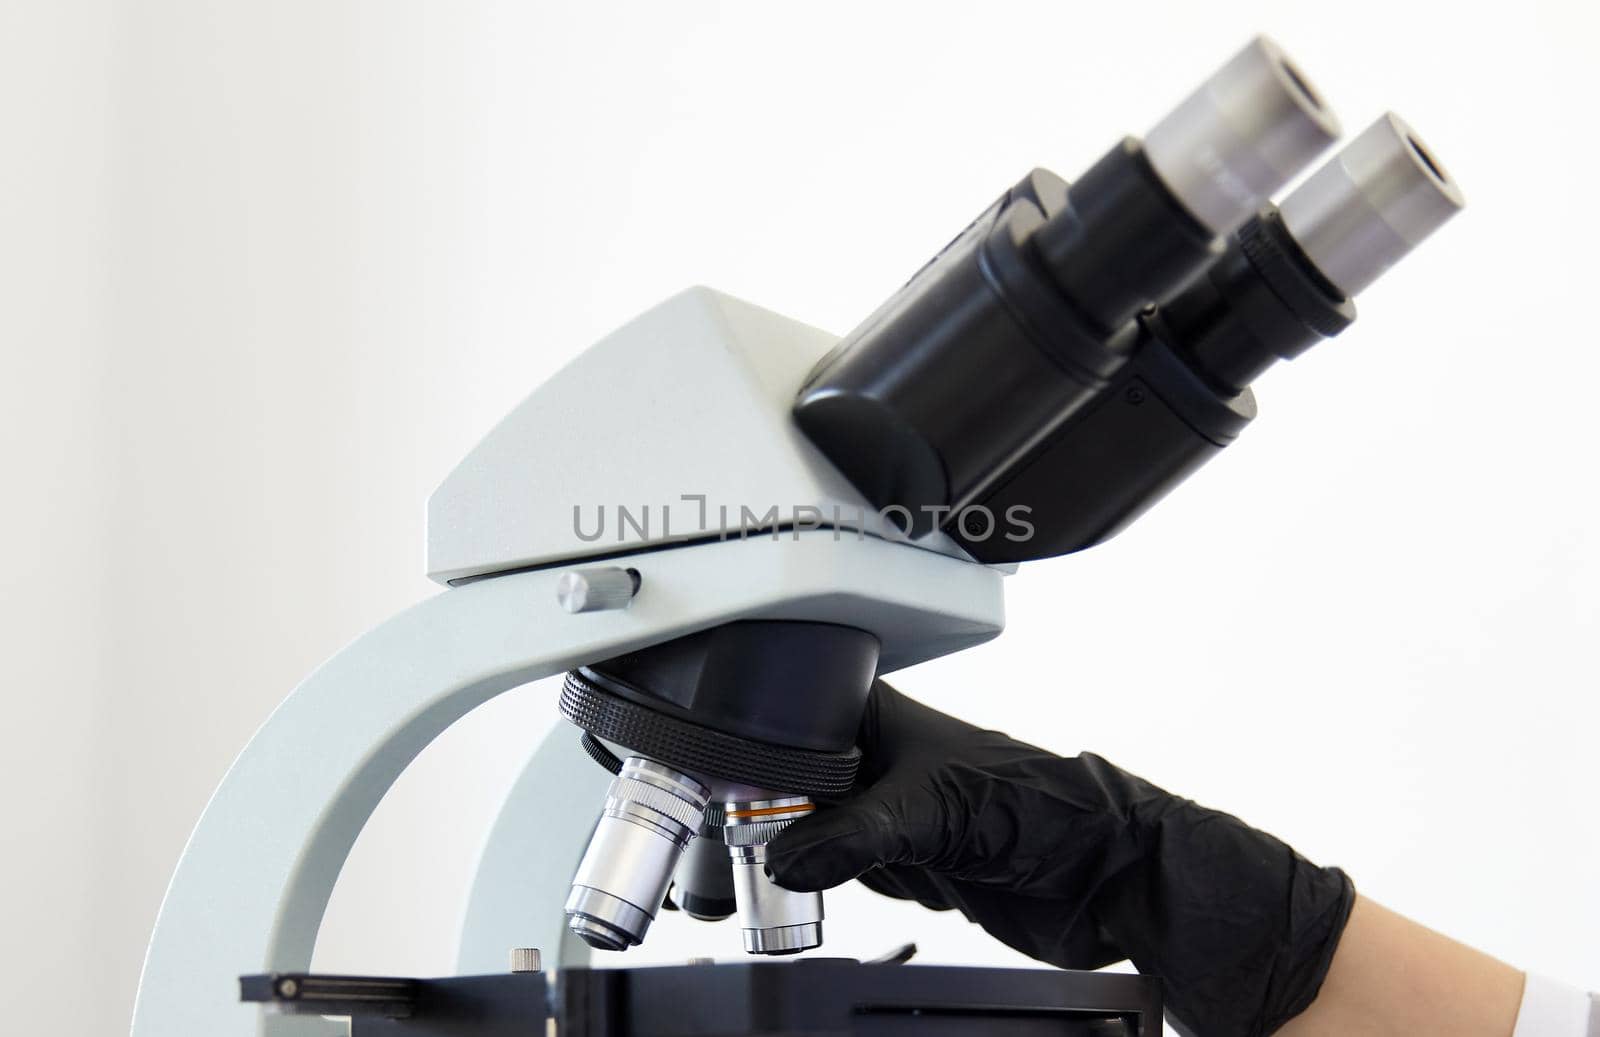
[3,2,1597,1034]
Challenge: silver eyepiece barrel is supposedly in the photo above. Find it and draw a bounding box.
[565,757,711,951]
[723,798,823,955]
[1145,35,1341,236]
[1279,112,1465,298]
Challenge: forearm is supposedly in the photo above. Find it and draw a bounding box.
[1277,895,1524,1037]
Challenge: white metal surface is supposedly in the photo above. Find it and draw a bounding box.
[133,530,1005,1036]
[426,287,974,584]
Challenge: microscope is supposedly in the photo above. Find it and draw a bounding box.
[132,35,1463,1036]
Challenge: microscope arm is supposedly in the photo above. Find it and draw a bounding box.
[133,531,1002,1037]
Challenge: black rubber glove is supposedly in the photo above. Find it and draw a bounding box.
[766,682,1355,1037]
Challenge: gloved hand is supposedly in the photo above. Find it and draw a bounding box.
[765,681,1354,1037]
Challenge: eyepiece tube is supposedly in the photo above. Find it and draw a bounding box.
[1155,113,1465,398]
[1145,35,1341,236]
[1279,112,1465,297]
[793,37,1348,538]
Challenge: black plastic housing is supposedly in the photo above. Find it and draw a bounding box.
[794,143,1215,537]
[953,329,1256,562]
[1163,208,1354,395]
[583,621,880,753]
[953,209,1354,563]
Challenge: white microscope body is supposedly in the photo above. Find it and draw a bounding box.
[131,288,1008,1037]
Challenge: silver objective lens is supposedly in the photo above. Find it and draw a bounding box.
[1279,112,1465,298]
[723,798,823,955]
[565,757,711,951]
[1145,35,1341,236]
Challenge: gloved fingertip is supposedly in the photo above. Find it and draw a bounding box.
[764,806,883,893]
[765,843,850,893]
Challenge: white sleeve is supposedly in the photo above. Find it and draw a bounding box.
[1512,973,1597,1037]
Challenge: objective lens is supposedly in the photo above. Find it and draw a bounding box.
[723,798,823,955]
[565,757,711,951]
[673,803,737,921]
[1145,35,1341,236]
[1279,112,1465,297]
